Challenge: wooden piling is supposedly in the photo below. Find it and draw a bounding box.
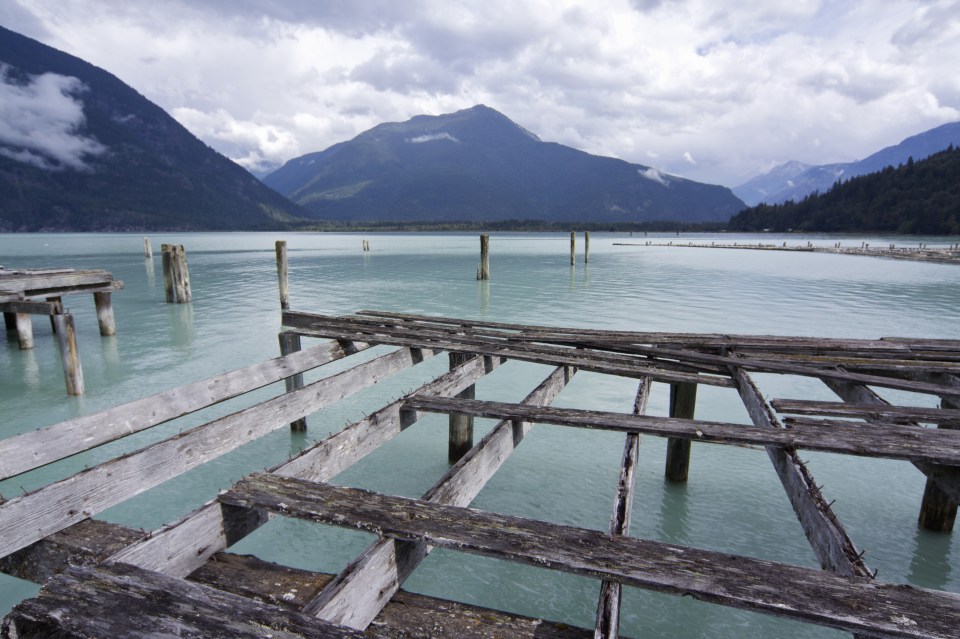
[93,292,116,336]
[477,235,490,280]
[143,237,152,258]
[664,381,697,481]
[161,244,191,303]
[52,312,83,395]
[279,332,307,432]
[15,313,33,349]
[3,312,16,331]
[570,231,576,265]
[448,352,476,462]
[919,396,959,532]
[585,232,590,264]
[275,241,289,310]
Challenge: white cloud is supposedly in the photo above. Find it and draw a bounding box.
[682,151,696,165]
[408,132,459,143]
[639,167,669,185]
[0,64,106,170]
[4,0,959,185]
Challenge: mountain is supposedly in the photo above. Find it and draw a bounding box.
[263,105,745,224]
[728,145,960,234]
[734,121,960,206]
[0,26,309,231]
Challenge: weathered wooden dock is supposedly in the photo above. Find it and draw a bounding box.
[616,241,960,264]
[2,310,960,638]
[1,267,124,394]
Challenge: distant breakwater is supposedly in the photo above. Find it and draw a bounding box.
[615,240,960,265]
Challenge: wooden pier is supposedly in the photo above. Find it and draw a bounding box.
[617,240,960,264]
[1,310,959,637]
[1,268,123,394]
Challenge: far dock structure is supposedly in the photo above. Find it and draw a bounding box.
[618,240,960,264]
[1,267,123,395]
[2,310,960,637]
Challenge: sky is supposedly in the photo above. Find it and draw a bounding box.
[1,0,958,187]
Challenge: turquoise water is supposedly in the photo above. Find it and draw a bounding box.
[1,231,959,637]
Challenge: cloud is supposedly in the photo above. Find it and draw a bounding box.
[639,167,669,185]
[682,151,696,165]
[0,64,106,170]
[6,0,960,186]
[408,132,459,143]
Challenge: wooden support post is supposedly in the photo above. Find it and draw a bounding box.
[664,381,696,481]
[279,332,307,432]
[3,312,15,331]
[93,292,116,336]
[161,244,192,303]
[143,236,152,258]
[595,378,648,639]
[47,296,61,333]
[15,313,33,349]
[275,240,289,310]
[448,352,476,462]
[570,231,576,265]
[585,231,590,264]
[52,312,83,396]
[477,234,490,280]
[919,395,960,532]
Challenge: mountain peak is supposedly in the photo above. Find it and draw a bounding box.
[264,107,743,224]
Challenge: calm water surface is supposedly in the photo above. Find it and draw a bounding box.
[1,231,959,638]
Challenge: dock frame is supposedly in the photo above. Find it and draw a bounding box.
[1,310,959,638]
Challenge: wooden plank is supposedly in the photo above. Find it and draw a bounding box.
[108,354,505,577]
[403,395,960,466]
[18,280,124,299]
[772,399,960,426]
[0,346,436,561]
[5,562,366,639]
[0,271,115,293]
[220,475,960,639]
[0,339,369,481]
[0,300,62,315]
[0,522,595,638]
[595,378,648,639]
[303,365,575,628]
[282,311,736,388]
[733,368,871,581]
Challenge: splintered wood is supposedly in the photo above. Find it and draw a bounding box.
[2,310,959,638]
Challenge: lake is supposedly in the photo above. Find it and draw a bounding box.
[1,231,959,637]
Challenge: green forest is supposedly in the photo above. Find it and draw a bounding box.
[728,145,960,234]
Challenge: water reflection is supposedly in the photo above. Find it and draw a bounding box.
[144,256,155,282]
[166,303,195,351]
[908,527,954,590]
[477,280,490,316]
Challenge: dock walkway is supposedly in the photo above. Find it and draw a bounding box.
[1,310,959,637]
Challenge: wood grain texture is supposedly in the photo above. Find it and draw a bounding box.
[221,475,960,639]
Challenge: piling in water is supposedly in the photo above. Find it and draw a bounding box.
[477,234,490,280]
[93,292,116,336]
[585,232,590,264]
[448,352,476,462]
[143,237,153,258]
[161,244,192,303]
[570,231,576,265]
[53,312,84,395]
[275,240,289,310]
[665,382,697,481]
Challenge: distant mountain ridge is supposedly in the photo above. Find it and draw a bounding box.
[729,145,960,234]
[264,105,745,224]
[734,121,960,206]
[0,25,309,231]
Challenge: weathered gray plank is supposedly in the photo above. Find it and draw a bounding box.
[0,346,436,561]
[283,310,735,388]
[595,378,648,639]
[303,365,575,628]
[3,562,366,639]
[221,475,960,639]
[0,520,595,639]
[733,368,871,581]
[0,300,62,315]
[108,354,505,577]
[0,338,370,481]
[772,399,960,426]
[403,395,960,466]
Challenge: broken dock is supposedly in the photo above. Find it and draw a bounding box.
[1,267,124,395]
[1,310,959,637]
